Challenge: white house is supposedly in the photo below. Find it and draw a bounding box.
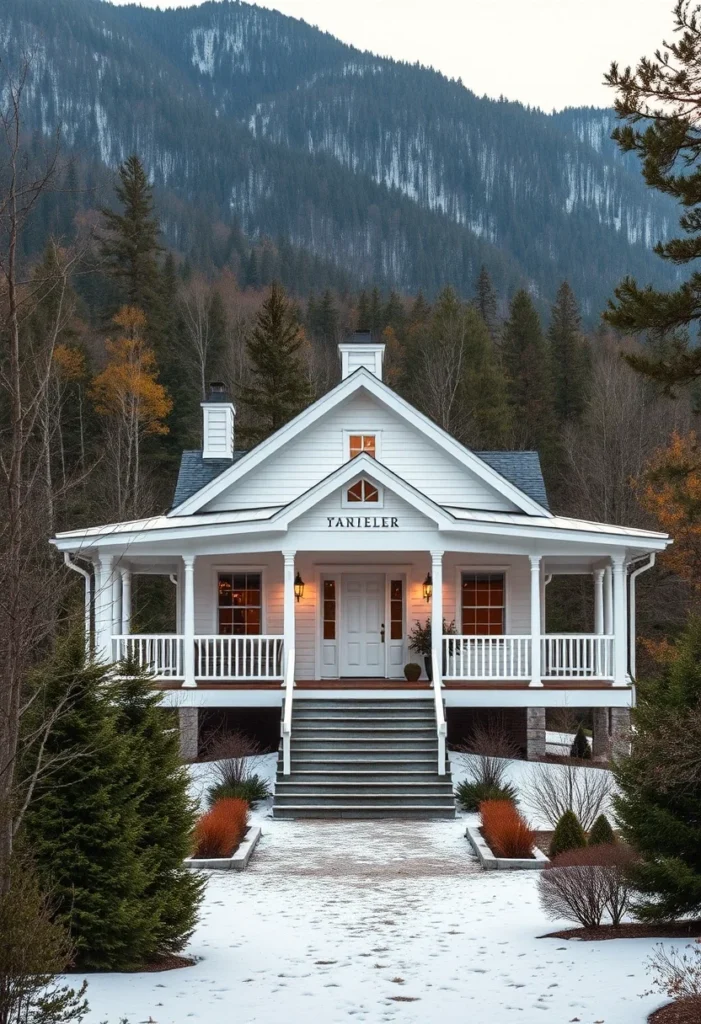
[51,333,670,818]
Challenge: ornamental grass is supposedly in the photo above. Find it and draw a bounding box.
[193,797,249,858]
[480,799,536,859]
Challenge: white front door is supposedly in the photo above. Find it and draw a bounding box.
[340,573,385,677]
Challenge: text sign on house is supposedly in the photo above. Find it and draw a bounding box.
[326,516,399,529]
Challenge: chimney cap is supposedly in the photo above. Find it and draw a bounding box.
[205,381,230,403]
[348,330,373,344]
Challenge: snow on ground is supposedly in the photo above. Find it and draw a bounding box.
[71,753,674,1024]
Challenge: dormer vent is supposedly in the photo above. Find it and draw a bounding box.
[201,381,235,460]
[338,332,385,381]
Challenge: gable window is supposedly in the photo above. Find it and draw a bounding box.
[349,434,376,459]
[347,478,379,503]
[218,573,261,634]
[461,572,504,635]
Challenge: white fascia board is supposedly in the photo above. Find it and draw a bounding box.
[269,453,454,530]
[445,519,670,551]
[170,367,551,518]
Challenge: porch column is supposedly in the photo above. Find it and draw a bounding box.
[430,550,444,678]
[283,551,296,675]
[182,555,196,688]
[95,554,114,663]
[593,568,605,634]
[120,569,132,634]
[604,565,613,635]
[612,554,628,687]
[529,555,542,687]
[111,570,122,640]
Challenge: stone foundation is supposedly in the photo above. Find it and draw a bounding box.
[526,707,546,760]
[610,707,632,759]
[179,707,199,762]
[591,707,611,761]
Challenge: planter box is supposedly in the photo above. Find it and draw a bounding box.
[185,825,262,872]
[466,825,549,871]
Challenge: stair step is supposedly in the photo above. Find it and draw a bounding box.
[293,701,433,710]
[273,805,456,819]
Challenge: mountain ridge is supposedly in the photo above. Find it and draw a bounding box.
[4,0,679,315]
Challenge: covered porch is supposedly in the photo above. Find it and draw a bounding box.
[94,548,634,688]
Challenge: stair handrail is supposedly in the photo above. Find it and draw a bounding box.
[432,650,447,776]
[282,647,295,776]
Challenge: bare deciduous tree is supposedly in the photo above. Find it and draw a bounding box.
[525,761,613,831]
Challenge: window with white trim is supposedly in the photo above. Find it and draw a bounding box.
[349,434,376,459]
[218,573,262,634]
[461,572,505,635]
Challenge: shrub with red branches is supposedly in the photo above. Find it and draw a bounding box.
[538,843,638,928]
[193,798,249,858]
[481,799,536,858]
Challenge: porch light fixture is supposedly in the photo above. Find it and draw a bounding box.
[294,572,305,602]
[423,572,432,602]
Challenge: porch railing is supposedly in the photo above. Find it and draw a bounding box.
[542,634,614,680]
[112,634,284,681]
[442,634,614,681]
[443,635,532,680]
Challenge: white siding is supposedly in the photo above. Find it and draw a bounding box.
[291,485,436,535]
[202,392,519,513]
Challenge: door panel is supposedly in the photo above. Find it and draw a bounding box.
[341,574,385,677]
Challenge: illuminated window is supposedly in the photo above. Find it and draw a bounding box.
[349,434,376,459]
[461,573,504,635]
[390,579,403,640]
[323,580,336,640]
[218,573,261,635]
[347,479,379,503]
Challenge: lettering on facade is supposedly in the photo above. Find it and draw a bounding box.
[326,516,399,529]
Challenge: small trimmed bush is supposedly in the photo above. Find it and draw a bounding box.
[538,844,637,927]
[481,799,535,859]
[550,810,587,858]
[570,724,592,760]
[207,774,271,808]
[455,779,518,812]
[194,798,249,858]
[588,813,615,847]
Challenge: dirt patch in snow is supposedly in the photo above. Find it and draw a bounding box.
[648,996,701,1023]
[542,921,701,941]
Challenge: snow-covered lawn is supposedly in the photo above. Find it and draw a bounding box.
[73,753,672,1024]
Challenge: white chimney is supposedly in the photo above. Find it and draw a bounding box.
[338,331,385,381]
[201,381,235,460]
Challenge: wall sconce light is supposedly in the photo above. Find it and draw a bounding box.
[294,571,305,602]
[423,572,432,603]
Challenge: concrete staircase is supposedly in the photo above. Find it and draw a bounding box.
[273,698,455,819]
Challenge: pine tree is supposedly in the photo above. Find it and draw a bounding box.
[409,292,431,327]
[502,290,558,469]
[614,617,701,920]
[549,810,587,858]
[356,290,370,330]
[314,289,340,351]
[113,667,204,956]
[474,265,500,339]
[382,291,406,336]
[549,281,589,423]
[588,814,616,846]
[368,286,383,338]
[603,4,701,386]
[22,636,150,971]
[239,281,311,442]
[100,155,163,322]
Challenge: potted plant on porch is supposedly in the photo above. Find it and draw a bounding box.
[408,619,457,680]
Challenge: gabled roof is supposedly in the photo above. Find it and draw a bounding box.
[172,450,246,509]
[170,368,552,518]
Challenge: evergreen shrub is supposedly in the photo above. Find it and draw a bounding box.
[549,810,587,858]
[481,799,535,858]
[588,814,616,847]
[570,724,592,760]
[455,779,518,812]
[194,799,249,858]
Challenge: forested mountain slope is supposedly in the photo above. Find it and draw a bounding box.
[2,0,679,313]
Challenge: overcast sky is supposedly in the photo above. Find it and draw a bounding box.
[107,0,674,110]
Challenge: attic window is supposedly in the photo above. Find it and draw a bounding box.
[347,479,379,503]
[349,434,376,459]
